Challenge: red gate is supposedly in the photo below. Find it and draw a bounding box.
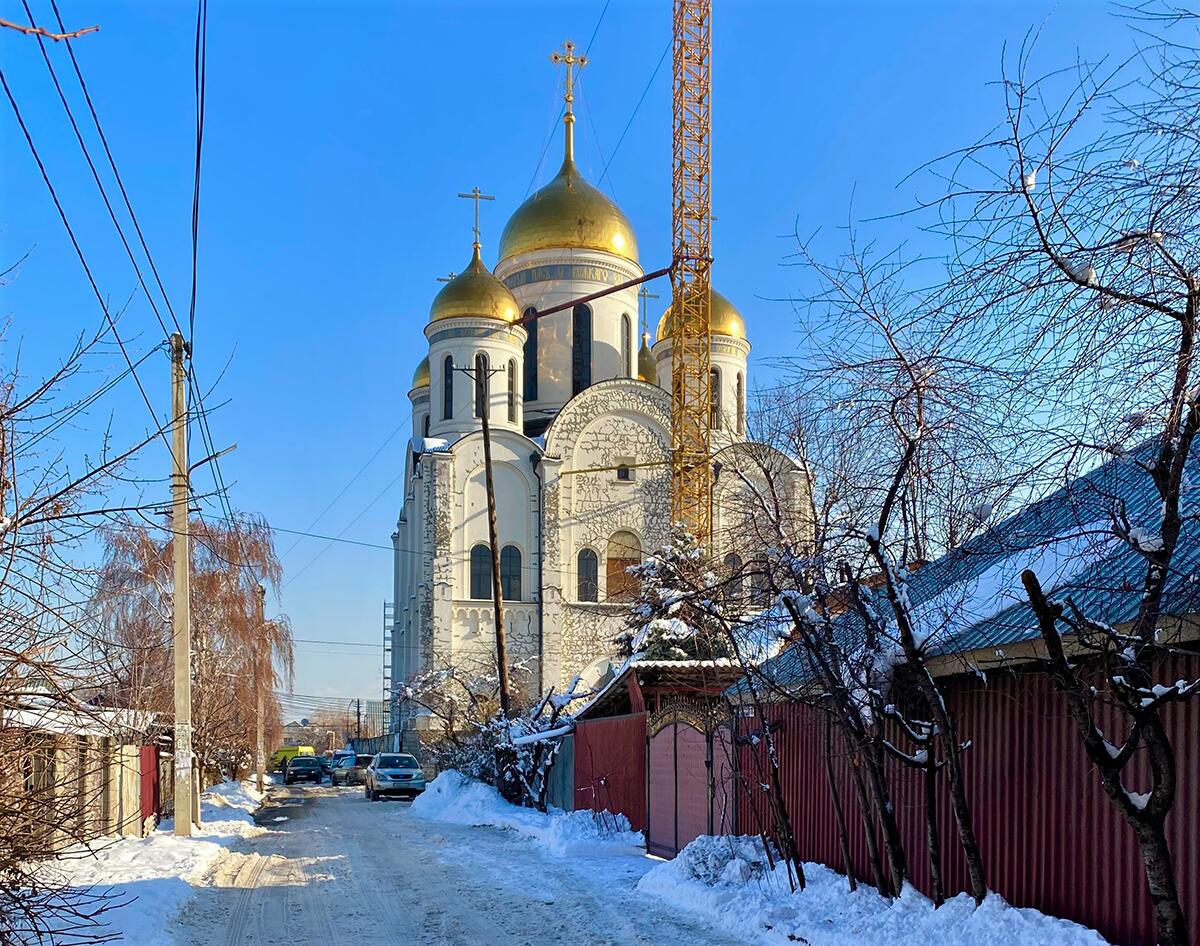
[573,712,646,831]
[646,702,735,857]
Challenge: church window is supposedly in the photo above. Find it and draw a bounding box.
[500,545,522,601]
[606,530,641,602]
[736,372,745,435]
[507,359,517,423]
[750,564,771,607]
[572,304,592,396]
[621,313,632,378]
[422,414,430,438]
[523,308,538,401]
[442,355,454,420]
[469,544,492,599]
[616,464,632,482]
[710,367,722,430]
[724,552,744,601]
[475,353,490,419]
[577,548,598,602]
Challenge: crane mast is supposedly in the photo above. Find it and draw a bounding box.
[670,0,714,545]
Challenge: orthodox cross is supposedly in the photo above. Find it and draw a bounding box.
[457,186,495,247]
[638,286,659,336]
[550,39,587,116]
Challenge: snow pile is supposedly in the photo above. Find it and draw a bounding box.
[42,780,267,946]
[410,770,643,856]
[639,836,1111,946]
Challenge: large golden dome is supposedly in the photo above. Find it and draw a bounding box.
[412,355,430,388]
[656,288,747,343]
[498,126,638,264]
[429,245,520,324]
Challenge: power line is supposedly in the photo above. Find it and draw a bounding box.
[598,38,671,191]
[280,418,410,559]
[0,66,167,451]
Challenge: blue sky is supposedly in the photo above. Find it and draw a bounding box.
[1,0,1135,704]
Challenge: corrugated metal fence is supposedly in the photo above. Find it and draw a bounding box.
[738,656,1199,946]
[574,712,647,831]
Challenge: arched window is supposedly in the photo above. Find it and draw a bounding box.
[577,548,598,602]
[523,308,538,401]
[474,352,489,419]
[507,359,517,423]
[724,552,744,601]
[442,355,454,420]
[500,545,521,600]
[736,372,745,435]
[572,303,592,396]
[621,313,632,378]
[750,565,770,607]
[469,544,492,599]
[422,414,430,438]
[606,530,642,602]
[710,367,722,429]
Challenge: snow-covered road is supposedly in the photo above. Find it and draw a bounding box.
[174,784,745,946]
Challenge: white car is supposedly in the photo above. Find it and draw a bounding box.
[364,753,426,800]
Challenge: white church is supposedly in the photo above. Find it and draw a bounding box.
[389,57,803,730]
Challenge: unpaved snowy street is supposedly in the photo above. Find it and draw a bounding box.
[174,785,744,946]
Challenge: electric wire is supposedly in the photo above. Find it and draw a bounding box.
[598,37,671,191]
[0,66,168,452]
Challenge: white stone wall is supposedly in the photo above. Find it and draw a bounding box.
[425,318,526,441]
[652,333,751,448]
[495,247,643,421]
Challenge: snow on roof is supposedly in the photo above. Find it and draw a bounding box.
[411,436,451,455]
[632,658,741,669]
[5,701,155,737]
[739,440,1200,695]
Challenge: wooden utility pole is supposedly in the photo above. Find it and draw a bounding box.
[170,333,195,836]
[255,583,266,795]
[479,383,512,717]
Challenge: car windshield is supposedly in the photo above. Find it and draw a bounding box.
[290,758,318,767]
[375,754,417,769]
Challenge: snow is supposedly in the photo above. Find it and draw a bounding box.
[410,770,643,856]
[1126,790,1151,811]
[638,836,1112,946]
[907,523,1117,647]
[39,779,267,946]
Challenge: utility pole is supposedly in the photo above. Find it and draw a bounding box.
[170,333,195,836]
[454,360,513,716]
[355,699,362,740]
[255,583,266,795]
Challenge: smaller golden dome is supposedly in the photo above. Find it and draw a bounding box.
[655,288,746,343]
[637,331,657,384]
[429,245,520,324]
[412,355,430,388]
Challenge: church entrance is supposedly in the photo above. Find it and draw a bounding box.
[645,700,736,858]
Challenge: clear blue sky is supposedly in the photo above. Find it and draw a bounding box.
[1,0,1135,703]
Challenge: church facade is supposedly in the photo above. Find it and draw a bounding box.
[389,76,804,730]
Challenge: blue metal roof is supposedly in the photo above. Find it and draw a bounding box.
[737,440,1200,695]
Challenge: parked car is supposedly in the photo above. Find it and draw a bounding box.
[284,755,323,785]
[330,753,373,787]
[317,755,334,777]
[364,753,426,800]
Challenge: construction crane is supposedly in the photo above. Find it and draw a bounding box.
[669,0,713,545]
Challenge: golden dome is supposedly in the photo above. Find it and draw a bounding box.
[429,245,520,324]
[412,355,430,388]
[637,331,657,384]
[655,288,747,343]
[498,121,638,264]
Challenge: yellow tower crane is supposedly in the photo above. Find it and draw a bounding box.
[669,0,713,545]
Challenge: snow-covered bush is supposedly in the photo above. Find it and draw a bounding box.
[673,835,778,887]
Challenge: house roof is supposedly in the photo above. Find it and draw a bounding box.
[738,440,1200,695]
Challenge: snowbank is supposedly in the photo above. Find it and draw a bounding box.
[410,770,643,856]
[638,835,1111,946]
[41,779,268,946]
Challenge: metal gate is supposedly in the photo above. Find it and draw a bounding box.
[646,701,735,858]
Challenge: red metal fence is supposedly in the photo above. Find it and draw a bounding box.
[139,744,160,828]
[574,712,646,832]
[738,655,1200,946]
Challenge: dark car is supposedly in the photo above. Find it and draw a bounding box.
[317,755,334,777]
[331,753,373,787]
[284,755,323,785]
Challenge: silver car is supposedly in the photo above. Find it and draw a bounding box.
[364,753,426,800]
